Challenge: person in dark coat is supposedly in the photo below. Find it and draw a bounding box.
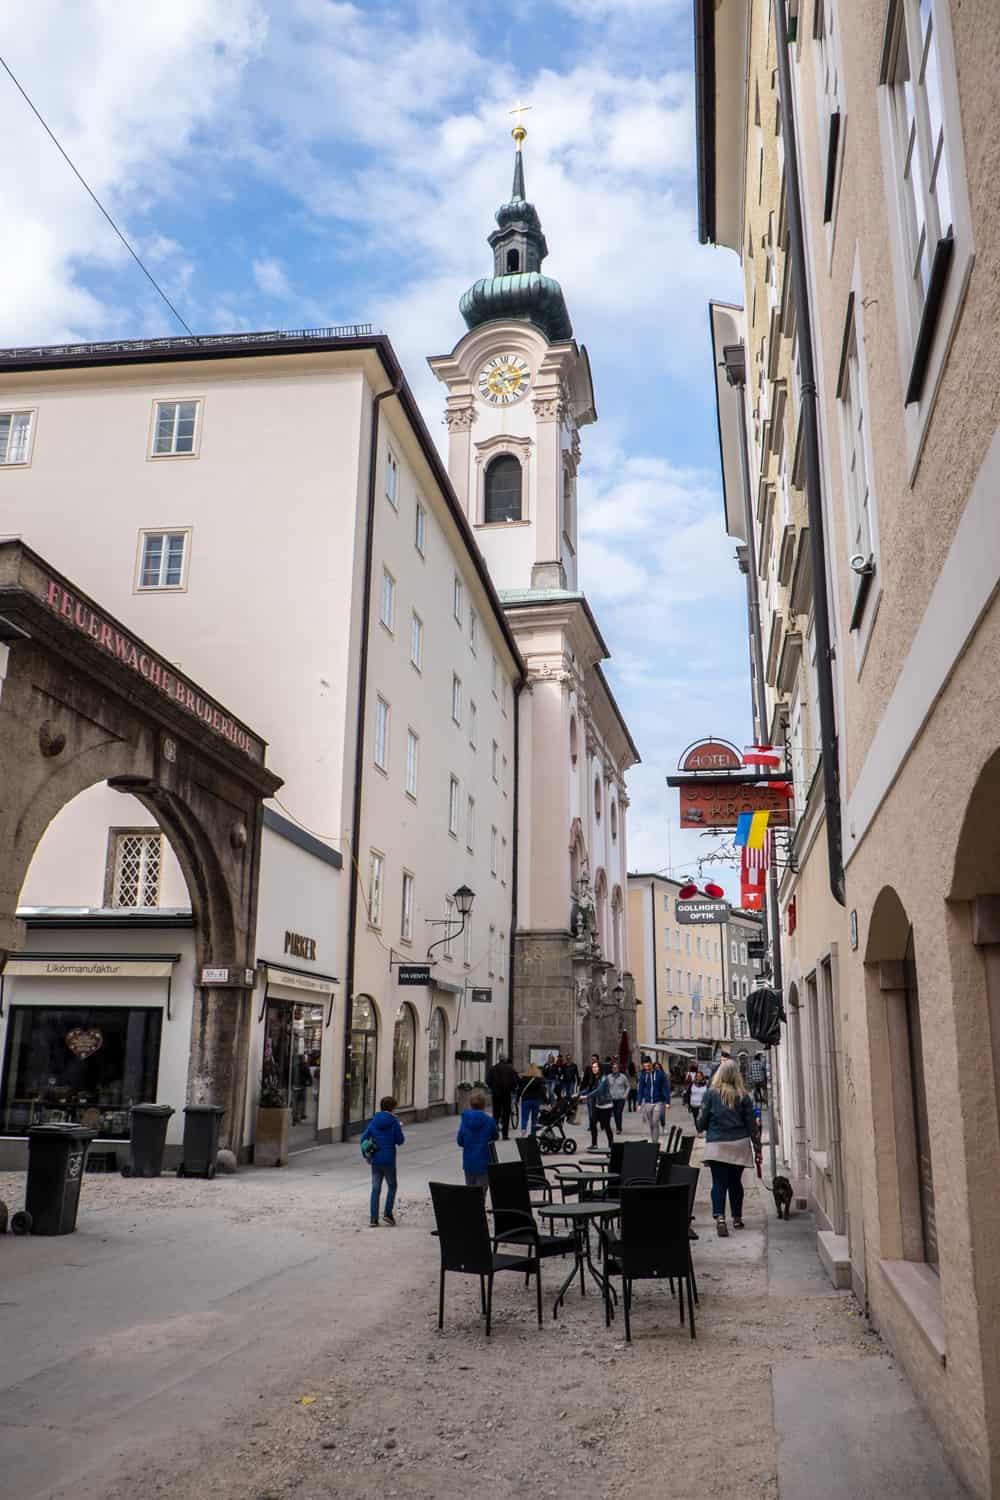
[485,1056,519,1140]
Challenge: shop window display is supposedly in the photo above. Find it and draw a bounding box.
[392,1002,416,1108]
[0,1005,162,1137]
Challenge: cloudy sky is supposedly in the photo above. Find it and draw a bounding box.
[0,0,749,888]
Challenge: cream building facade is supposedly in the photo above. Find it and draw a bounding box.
[698,0,1000,1492]
[430,134,639,1071]
[627,875,730,1053]
[0,330,520,1159]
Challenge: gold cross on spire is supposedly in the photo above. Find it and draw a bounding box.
[508,98,532,148]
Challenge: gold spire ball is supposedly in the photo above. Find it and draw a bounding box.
[508,98,531,149]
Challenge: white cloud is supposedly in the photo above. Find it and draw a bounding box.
[0,0,265,344]
[252,256,291,298]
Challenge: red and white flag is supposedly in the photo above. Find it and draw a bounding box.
[743,745,783,768]
[740,832,773,911]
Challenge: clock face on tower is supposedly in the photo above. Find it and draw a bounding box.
[476,353,531,406]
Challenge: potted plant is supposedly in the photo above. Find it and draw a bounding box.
[255,1069,290,1167]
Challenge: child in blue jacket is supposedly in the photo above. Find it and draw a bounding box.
[457,1090,499,1187]
[361,1095,405,1227]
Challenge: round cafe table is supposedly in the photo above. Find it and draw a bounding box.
[552,1169,611,1202]
[537,1199,621,1317]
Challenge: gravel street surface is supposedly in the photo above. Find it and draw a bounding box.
[0,1104,964,1500]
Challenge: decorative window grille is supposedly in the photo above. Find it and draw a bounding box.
[112,831,162,907]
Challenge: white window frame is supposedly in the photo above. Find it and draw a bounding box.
[501,678,510,717]
[466,795,476,853]
[374,695,390,773]
[443,896,456,958]
[448,775,460,838]
[368,849,385,928]
[469,608,478,655]
[813,0,847,243]
[491,740,499,783]
[501,755,508,796]
[385,449,399,508]
[0,409,36,467]
[405,728,419,800]
[490,825,498,877]
[410,611,423,671]
[452,673,462,726]
[877,0,974,477]
[501,835,508,886]
[379,567,396,633]
[415,498,426,555]
[665,968,672,994]
[491,654,499,698]
[469,700,478,750]
[401,871,415,943]
[135,528,191,592]
[463,913,473,967]
[148,399,201,460]
[488,924,496,977]
[838,266,884,663]
[498,931,506,983]
[453,574,464,625]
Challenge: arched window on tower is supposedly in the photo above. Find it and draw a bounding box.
[484,454,523,524]
[506,248,520,272]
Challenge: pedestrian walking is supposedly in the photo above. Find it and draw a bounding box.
[688,1071,707,1130]
[636,1057,670,1144]
[579,1060,615,1149]
[608,1061,630,1133]
[457,1089,499,1188]
[485,1055,519,1140]
[626,1058,638,1113]
[518,1066,547,1136]
[749,1052,768,1106]
[696,1059,761,1236]
[562,1057,579,1096]
[360,1095,405,1227]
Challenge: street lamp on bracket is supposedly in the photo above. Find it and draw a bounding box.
[426,885,476,961]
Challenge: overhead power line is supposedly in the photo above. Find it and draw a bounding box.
[0,53,194,335]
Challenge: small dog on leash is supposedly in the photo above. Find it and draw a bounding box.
[767,1176,794,1220]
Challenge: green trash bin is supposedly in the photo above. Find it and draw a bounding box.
[25,1124,96,1235]
[125,1104,174,1178]
[178,1104,225,1179]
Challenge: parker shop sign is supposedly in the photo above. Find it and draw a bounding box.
[676,899,731,925]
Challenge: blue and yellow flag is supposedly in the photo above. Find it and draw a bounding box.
[746,810,770,850]
[734,812,753,847]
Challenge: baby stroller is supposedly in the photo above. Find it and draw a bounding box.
[536,1095,578,1155]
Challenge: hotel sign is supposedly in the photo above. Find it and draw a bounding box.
[679,780,791,831]
[680,738,742,772]
[38,576,265,762]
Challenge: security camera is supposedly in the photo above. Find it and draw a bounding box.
[849,553,875,577]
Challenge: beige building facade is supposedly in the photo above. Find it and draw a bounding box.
[698,0,1000,1491]
[0,330,520,1156]
[627,875,737,1054]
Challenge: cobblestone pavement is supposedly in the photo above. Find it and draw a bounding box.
[0,1105,958,1500]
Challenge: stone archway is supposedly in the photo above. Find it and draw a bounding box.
[0,541,280,1154]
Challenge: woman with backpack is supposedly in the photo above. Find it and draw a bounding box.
[696,1059,761,1236]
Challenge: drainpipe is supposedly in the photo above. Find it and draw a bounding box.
[774,0,846,908]
[341,373,402,1140]
[506,679,522,1061]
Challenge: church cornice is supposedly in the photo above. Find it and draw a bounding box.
[444,403,477,432]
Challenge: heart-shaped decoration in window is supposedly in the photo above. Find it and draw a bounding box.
[65,1027,104,1059]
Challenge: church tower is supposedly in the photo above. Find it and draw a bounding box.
[428,119,595,596]
[429,120,639,1071]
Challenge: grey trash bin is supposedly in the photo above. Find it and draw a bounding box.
[178,1104,225,1179]
[125,1104,174,1178]
[25,1124,96,1235]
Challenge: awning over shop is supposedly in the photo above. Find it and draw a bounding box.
[263,964,337,1001]
[3,955,178,978]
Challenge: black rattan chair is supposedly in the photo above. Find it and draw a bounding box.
[429,1181,543,1336]
[601,1184,696,1341]
[658,1133,695,1171]
[514,1136,560,1199]
[488,1162,576,1264]
[607,1140,658,1193]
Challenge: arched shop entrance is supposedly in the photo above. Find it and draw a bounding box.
[348,995,378,1131]
[0,541,280,1157]
[393,1002,417,1110]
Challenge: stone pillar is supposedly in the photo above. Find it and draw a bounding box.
[188,980,255,1160]
[530,392,565,589]
[444,404,476,512]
